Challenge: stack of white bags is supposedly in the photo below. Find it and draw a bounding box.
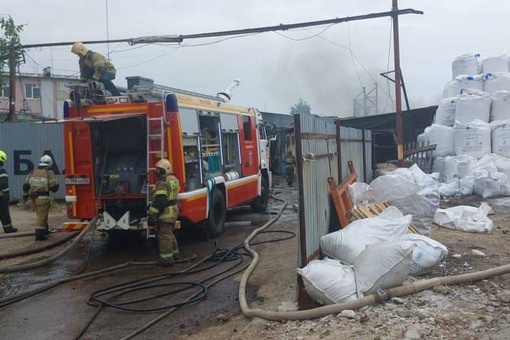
[297,166,448,306]
[420,53,510,198]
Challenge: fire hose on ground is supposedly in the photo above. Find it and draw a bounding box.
[0,216,99,274]
[0,231,34,239]
[237,197,510,321]
[0,231,79,260]
[2,192,509,336]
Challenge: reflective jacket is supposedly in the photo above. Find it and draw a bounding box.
[149,174,180,223]
[0,165,9,202]
[79,50,116,81]
[24,168,59,199]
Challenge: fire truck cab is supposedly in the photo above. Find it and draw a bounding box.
[62,76,271,237]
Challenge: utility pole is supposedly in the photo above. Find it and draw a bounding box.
[392,0,404,164]
[8,46,16,122]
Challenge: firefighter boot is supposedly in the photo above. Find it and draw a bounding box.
[35,228,49,241]
[157,257,174,267]
[3,226,18,233]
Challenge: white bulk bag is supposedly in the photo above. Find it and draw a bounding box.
[438,178,460,197]
[397,234,448,276]
[494,154,510,182]
[348,182,375,207]
[442,75,484,98]
[354,241,414,296]
[427,124,455,157]
[484,72,510,95]
[490,91,510,121]
[482,54,510,73]
[474,178,502,198]
[491,121,510,157]
[432,157,446,183]
[443,155,477,181]
[452,54,481,79]
[434,97,457,127]
[297,259,357,305]
[320,206,411,265]
[455,89,492,124]
[417,130,430,146]
[458,176,475,196]
[370,165,440,237]
[454,120,491,159]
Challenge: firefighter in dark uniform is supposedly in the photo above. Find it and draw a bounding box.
[147,159,181,266]
[0,150,17,234]
[23,155,60,241]
[71,42,121,96]
[284,150,296,186]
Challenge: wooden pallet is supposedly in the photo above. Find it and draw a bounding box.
[350,202,419,234]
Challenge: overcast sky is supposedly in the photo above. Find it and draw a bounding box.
[2,1,509,117]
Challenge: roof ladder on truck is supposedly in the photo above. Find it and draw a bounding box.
[146,115,165,239]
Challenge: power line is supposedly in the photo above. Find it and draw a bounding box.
[21,8,423,49]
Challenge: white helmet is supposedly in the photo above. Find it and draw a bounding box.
[71,42,88,56]
[39,155,53,167]
[155,159,173,175]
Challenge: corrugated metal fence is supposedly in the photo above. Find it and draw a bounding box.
[0,123,65,200]
[295,114,372,268]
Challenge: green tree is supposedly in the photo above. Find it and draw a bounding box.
[290,98,311,115]
[0,15,24,122]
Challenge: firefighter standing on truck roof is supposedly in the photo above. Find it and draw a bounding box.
[0,150,18,234]
[70,42,121,96]
[23,155,60,241]
[147,159,181,267]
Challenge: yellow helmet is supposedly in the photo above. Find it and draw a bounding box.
[155,159,173,175]
[0,150,6,163]
[71,42,88,56]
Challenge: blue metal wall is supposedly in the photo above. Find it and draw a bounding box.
[0,123,65,200]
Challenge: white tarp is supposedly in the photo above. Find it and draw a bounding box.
[434,203,493,233]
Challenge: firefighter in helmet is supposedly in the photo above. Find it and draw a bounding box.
[0,150,17,234]
[23,154,60,241]
[147,159,181,266]
[71,42,121,96]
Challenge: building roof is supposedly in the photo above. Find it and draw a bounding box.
[260,111,294,129]
[338,105,437,142]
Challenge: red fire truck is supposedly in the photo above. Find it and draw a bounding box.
[62,76,271,237]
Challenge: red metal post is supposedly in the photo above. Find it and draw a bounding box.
[392,0,403,163]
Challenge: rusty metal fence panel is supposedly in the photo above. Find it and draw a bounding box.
[295,116,372,268]
[0,123,65,200]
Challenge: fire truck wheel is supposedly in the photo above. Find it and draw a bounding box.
[250,176,269,213]
[208,189,226,237]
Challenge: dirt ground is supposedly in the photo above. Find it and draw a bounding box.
[1,180,510,339]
